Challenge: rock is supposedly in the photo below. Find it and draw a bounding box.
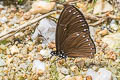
[32,18,56,43]
[28,45,33,51]
[74,59,85,68]
[97,68,112,80]
[32,60,46,75]
[10,45,19,55]
[40,49,51,58]
[30,1,56,14]
[37,44,42,52]
[86,68,113,80]
[0,4,4,9]
[34,54,44,61]
[60,67,69,75]
[66,0,75,2]
[64,75,83,80]
[9,16,19,25]
[106,51,116,60]
[86,69,97,80]
[110,20,119,31]
[99,29,108,36]
[76,3,87,12]
[102,33,120,53]
[75,76,83,80]
[70,66,79,74]
[86,76,92,80]
[0,58,6,66]
[0,44,6,50]
[0,17,7,23]
[48,42,55,49]
[19,63,28,69]
[23,12,31,20]
[1,10,6,14]
[93,0,113,14]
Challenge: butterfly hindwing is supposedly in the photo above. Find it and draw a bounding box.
[61,32,96,57]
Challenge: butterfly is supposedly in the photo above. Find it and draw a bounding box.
[50,4,96,58]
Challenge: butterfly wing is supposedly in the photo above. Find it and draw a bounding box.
[56,5,89,51]
[61,32,96,57]
[56,4,96,57]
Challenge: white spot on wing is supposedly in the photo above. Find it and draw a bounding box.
[77,15,80,17]
[73,12,76,14]
[80,20,83,22]
[69,10,72,12]
[83,35,85,37]
[86,39,89,41]
[76,33,80,36]
[84,29,88,31]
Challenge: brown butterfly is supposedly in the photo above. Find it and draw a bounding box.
[50,4,96,58]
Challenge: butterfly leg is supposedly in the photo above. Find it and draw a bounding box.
[55,57,62,62]
[50,51,58,59]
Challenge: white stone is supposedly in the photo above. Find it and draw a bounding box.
[9,16,18,24]
[60,67,69,75]
[93,0,113,14]
[40,49,51,58]
[0,5,4,8]
[102,33,120,53]
[96,68,112,80]
[0,17,7,23]
[1,10,6,14]
[86,68,113,80]
[30,1,55,14]
[32,18,56,43]
[0,59,6,66]
[110,20,119,31]
[10,45,19,55]
[86,69,98,80]
[32,60,46,73]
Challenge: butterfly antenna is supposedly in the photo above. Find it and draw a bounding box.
[49,55,53,59]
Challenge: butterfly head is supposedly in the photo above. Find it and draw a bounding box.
[50,50,67,58]
[57,50,67,58]
[50,51,57,56]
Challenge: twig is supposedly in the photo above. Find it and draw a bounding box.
[85,13,99,21]
[0,33,15,41]
[89,18,106,26]
[0,11,56,41]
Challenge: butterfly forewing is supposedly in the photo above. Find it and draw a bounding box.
[56,4,96,57]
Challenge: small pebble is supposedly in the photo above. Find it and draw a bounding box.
[0,58,6,66]
[28,45,33,51]
[23,12,31,20]
[40,49,51,58]
[106,51,116,60]
[86,68,113,80]
[1,10,6,14]
[30,1,56,14]
[60,67,69,75]
[70,66,78,72]
[48,42,55,49]
[0,17,7,23]
[99,29,108,36]
[10,45,19,55]
[32,60,46,75]
[86,76,92,80]
[37,44,42,52]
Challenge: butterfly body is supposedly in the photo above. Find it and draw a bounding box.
[50,4,96,58]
